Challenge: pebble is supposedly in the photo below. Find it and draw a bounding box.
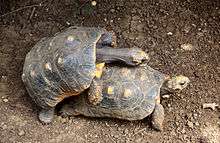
[1,124,7,130]
[91,1,97,6]
[167,32,173,35]
[195,122,199,126]
[162,94,170,98]
[18,130,25,136]
[181,43,193,51]
[66,21,71,25]
[181,128,186,134]
[187,121,194,128]
[123,129,129,134]
[110,9,115,13]
[202,103,219,110]
[3,98,8,102]
[193,113,198,119]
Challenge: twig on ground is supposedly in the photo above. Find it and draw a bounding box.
[29,7,36,20]
[203,103,219,110]
[0,0,47,18]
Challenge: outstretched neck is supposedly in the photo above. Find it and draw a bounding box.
[160,80,173,96]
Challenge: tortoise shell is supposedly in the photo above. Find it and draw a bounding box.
[74,64,167,120]
[22,27,106,109]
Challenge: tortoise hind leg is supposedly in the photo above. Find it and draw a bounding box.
[59,104,80,118]
[38,108,55,124]
[151,103,165,131]
[88,78,103,105]
[96,30,149,66]
[96,47,149,66]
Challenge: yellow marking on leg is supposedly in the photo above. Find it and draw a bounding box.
[95,63,105,78]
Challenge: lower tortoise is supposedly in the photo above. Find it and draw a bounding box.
[22,27,148,123]
[60,64,190,131]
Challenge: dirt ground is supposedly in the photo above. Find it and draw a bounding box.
[0,0,219,143]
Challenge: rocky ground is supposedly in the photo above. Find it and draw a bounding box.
[0,0,219,143]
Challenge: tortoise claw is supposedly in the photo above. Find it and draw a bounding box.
[151,103,164,131]
[38,108,55,124]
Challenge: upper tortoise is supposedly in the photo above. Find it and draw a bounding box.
[60,64,190,131]
[22,27,148,123]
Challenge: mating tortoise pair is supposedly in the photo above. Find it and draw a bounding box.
[22,27,189,131]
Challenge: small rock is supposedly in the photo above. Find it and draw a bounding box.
[167,32,173,35]
[181,128,186,134]
[3,98,8,102]
[18,130,25,136]
[195,122,199,126]
[110,9,115,13]
[202,103,219,110]
[1,124,7,130]
[192,24,196,27]
[162,94,170,98]
[66,21,71,25]
[181,43,193,51]
[193,113,198,119]
[168,103,171,107]
[123,129,129,134]
[187,121,194,128]
[91,1,97,6]
[153,25,157,29]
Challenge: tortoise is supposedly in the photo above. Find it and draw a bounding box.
[60,64,190,131]
[22,27,148,123]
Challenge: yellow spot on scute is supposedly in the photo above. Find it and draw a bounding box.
[123,88,132,97]
[58,57,63,64]
[107,86,114,95]
[45,62,52,70]
[67,35,74,41]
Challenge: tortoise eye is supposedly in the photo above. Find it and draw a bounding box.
[179,81,186,86]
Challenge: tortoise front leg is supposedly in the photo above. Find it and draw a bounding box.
[38,108,55,124]
[88,78,103,105]
[96,47,149,66]
[151,96,165,131]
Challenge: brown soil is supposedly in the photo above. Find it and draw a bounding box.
[0,0,219,143]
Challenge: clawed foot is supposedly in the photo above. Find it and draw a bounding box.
[151,104,164,131]
[38,108,55,124]
[129,48,149,65]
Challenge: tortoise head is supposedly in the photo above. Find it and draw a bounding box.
[164,75,190,92]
